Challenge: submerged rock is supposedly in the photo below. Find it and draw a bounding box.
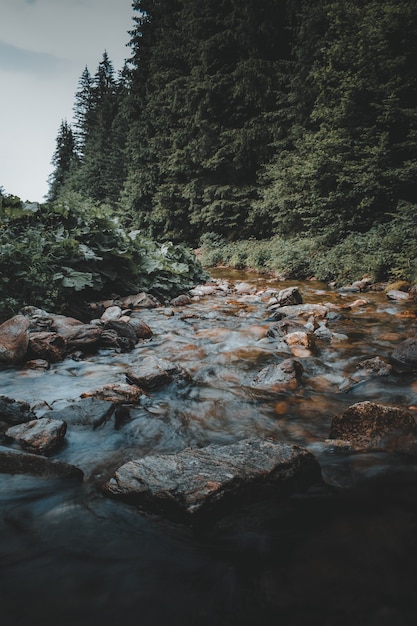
[328,401,417,450]
[6,417,67,454]
[0,445,83,480]
[45,397,116,429]
[103,437,321,520]
[253,359,304,391]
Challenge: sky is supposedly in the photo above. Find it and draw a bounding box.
[0,0,134,202]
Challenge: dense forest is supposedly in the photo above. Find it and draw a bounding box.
[1,0,417,321]
[47,0,417,248]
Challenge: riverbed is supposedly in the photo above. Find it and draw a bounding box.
[1,271,417,625]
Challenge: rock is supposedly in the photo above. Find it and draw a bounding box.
[100,305,123,321]
[253,359,304,391]
[45,397,116,428]
[0,445,83,480]
[101,320,137,351]
[391,337,417,371]
[0,315,30,364]
[28,331,67,362]
[103,437,321,520]
[354,356,392,377]
[127,317,153,340]
[386,290,410,301]
[80,383,143,403]
[120,293,160,309]
[266,319,306,338]
[270,303,328,320]
[64,324,103,352]
[328,401,417,450]
[189,284,219,297]
[0,396,36,425]
[6,417,67,454]
[313,324,333,342]
[274,286,303,307]
[50,315,102,352]
[170,294,192,306]
[284,331,315,358]
[126,356,191,391]
[24,359,50,370]
[234,282,256,295]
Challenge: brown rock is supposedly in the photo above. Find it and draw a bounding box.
[28,331,66,362]
[6,417,67,454]
[126,356,191,391]
[170,294,192,306]
[120,293,160,309]
[0,315,30,364]
[328,401,417,450]
[127,318,153,340]
[81,383,143,403]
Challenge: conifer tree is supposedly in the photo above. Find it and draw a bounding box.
[47,120,78,201]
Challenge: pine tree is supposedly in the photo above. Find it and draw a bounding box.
[47,120,78,201]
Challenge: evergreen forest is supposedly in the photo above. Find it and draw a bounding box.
[2,0,417,319]
[48,0,417,247]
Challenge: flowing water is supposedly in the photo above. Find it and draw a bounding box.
[1,271,417,626]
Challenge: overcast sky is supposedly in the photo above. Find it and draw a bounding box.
[0,0,134,202]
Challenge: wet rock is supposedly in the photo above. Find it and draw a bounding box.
[313,324,333,342]
[45,397,115,428]
[100,305,123,321]
[120,293,160,309]
[266,319,306,338]
[127,317,153,340]
[253,358,304,391]
[24,359,50,370]
[81,383,143,403]
[102,319,137,351]
[386,290,410,301]
[284,331,315,358]
[189,284,219,297]
[274,286,303,308]
[170,294,192,306]
[270,303,328,321]
[0,396,36,425]
[6,417,67,454]
[50,315,102,352]
[354,357,392,378]
[234,282,256,295]
[0,445,83,480]
[103,437,321,520]
[126,356,191,391]
[28,331,66,362]
[0,315,30,365]
[328,401,417,450]
[391,337,417,371]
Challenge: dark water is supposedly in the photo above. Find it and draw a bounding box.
[1,271,417,625]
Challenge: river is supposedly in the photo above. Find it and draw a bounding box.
[1,270,417,625]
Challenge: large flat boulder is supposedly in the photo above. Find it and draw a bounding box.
[103,437,321,520]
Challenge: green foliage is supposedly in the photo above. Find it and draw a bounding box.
[0,193,207,320]
[200,204,417,284]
